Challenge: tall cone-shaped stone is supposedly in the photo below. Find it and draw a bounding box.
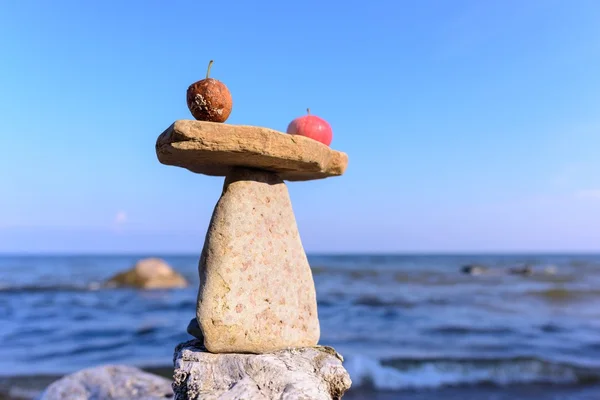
[197,168,320,353]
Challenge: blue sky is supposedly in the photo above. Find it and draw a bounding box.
[1,0,600,253]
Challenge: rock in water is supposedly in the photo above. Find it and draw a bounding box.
[173,340,351,400]
[105,257,188,289]
[197,167,320,353]
[461,264,489,276]
[40,365,173,400]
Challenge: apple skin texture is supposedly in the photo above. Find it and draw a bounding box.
[286,114,333,146]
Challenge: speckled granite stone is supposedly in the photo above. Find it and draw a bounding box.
[196,167,320,353]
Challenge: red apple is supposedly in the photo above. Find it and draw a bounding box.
[286,109,333,146]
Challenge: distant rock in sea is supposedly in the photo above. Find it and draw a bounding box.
[508,265,533,276]
[544,265,558,275]
[461,263,556,277]
[39,364,173,400]
[461,264,489,276]
[105,257,188,289]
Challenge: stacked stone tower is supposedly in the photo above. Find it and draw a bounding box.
[156,120,351,399]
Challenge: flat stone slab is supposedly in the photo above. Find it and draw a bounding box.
[173,339,352,400]
[156,120,348,181]
[197,168,320,353]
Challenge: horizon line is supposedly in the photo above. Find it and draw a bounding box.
[1,250,600,257]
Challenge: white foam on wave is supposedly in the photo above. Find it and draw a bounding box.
[343,354,581,390]
[344,355,407,390]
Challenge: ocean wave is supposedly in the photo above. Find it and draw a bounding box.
[526,287,600,302]
[0,282,195,294]
[344,355,598,390]
[0,283,102,293]
[350,295,450,308]
[352,295,416,308]
[425,325,514,335]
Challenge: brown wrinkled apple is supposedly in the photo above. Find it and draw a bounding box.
[186,60,232,123]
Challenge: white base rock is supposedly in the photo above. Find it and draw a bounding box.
[173,340,352,400]
[40,365,173,400]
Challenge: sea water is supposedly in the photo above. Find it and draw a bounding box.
[1,254,600,399]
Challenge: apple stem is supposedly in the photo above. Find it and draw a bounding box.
[206,60,214,79]
[307,108,310,115]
